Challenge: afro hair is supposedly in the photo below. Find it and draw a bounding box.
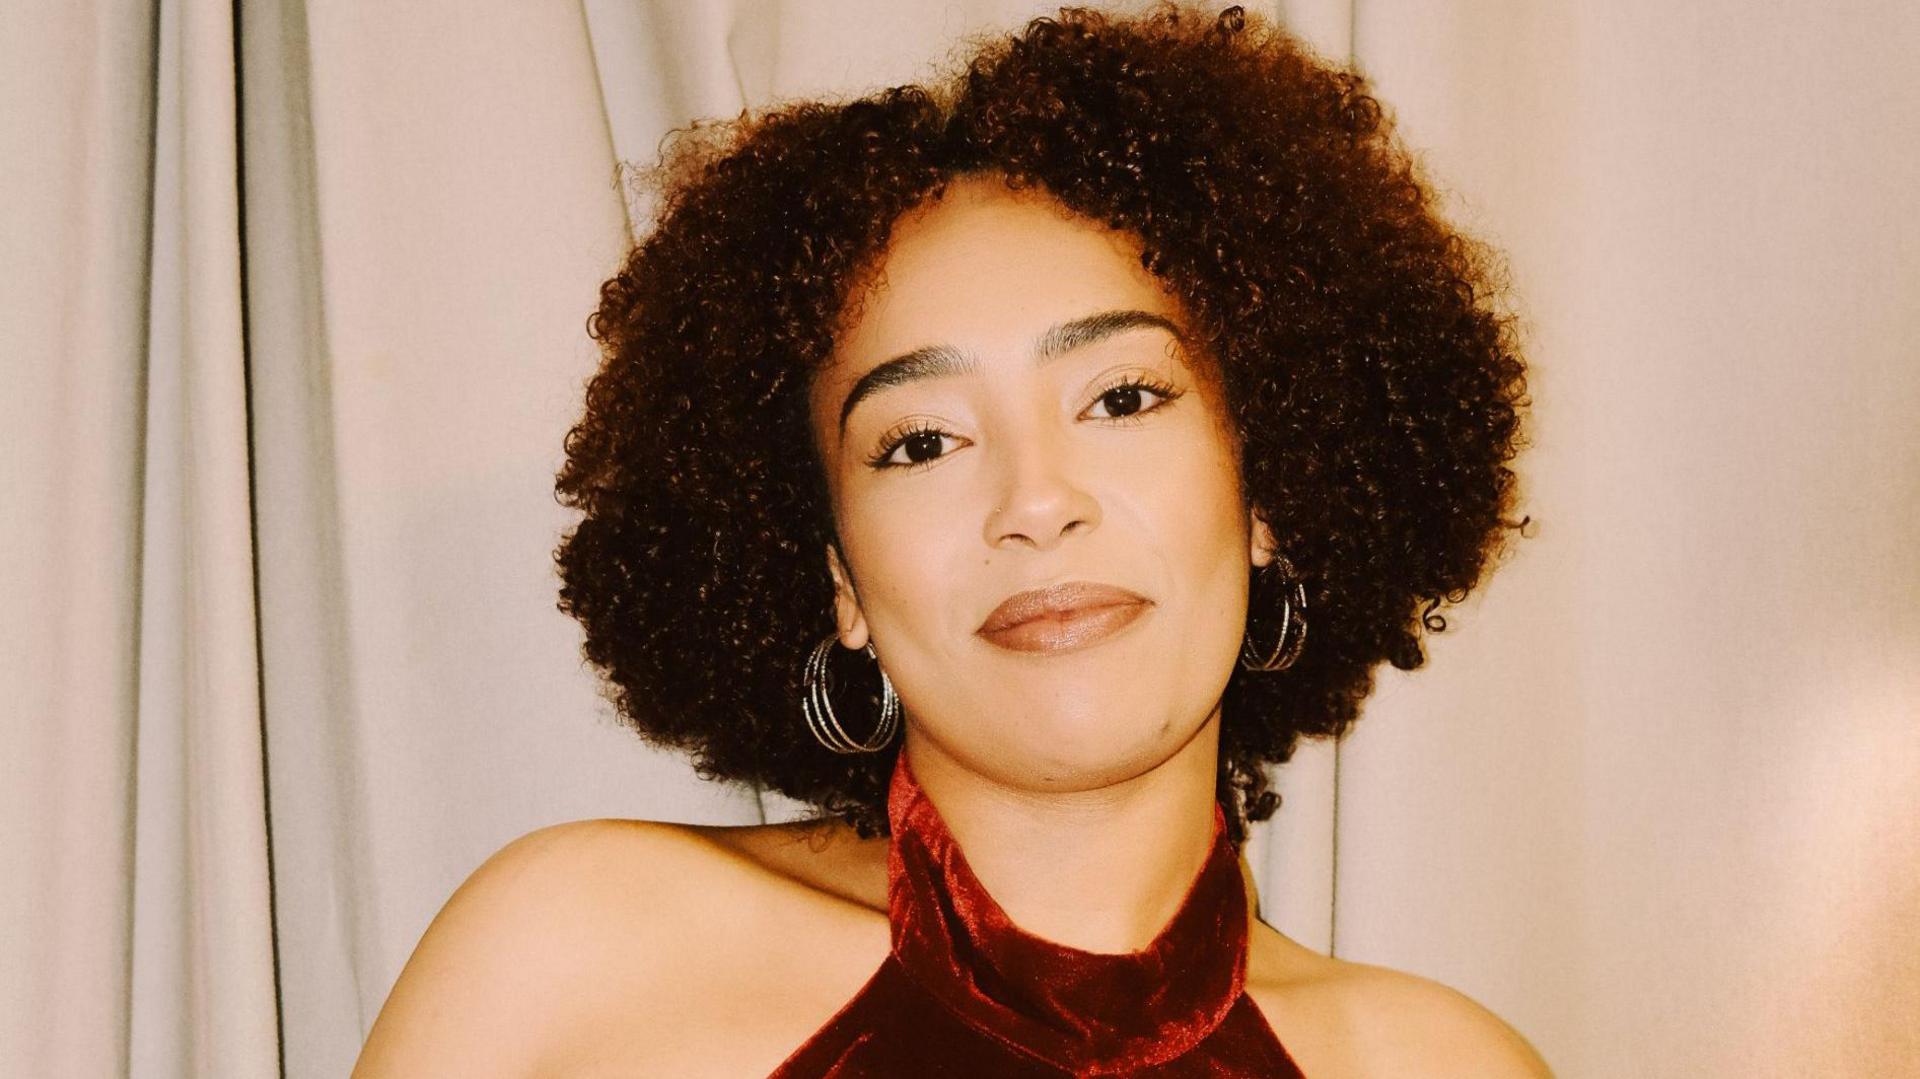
[553,2,1532,846]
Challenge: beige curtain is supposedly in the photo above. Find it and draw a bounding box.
[3,1,1913,1076]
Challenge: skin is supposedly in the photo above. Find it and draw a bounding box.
[806,171,1278,954]
[350,172,1555,1077]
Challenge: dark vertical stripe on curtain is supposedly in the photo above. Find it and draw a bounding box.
[227,0,287,1074]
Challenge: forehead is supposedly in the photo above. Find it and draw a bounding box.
[826,177,1184,375]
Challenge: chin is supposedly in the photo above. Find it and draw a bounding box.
[999,719,1184,785]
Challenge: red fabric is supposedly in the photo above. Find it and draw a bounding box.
[768,752,1305,1076]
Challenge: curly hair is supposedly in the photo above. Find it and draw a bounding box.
[553,1,1531,847]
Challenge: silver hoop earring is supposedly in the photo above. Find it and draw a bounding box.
[1240,555,1309,672]
[801,634,901,753]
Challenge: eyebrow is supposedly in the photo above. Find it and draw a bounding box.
[836,308,1188,437]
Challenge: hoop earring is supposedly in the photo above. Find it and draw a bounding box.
[1240,555,1309,672]
[802,634,901,753]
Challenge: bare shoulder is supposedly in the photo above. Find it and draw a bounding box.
[353,817,889,1078]
[1326,958,1554,1077]
[682,815,891,911]
[350,818,704,1077]
[1245,919,1554,1078]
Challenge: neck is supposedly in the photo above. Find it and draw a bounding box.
[899,707,1230,954]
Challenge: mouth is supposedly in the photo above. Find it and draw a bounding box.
[976,581,1153,656]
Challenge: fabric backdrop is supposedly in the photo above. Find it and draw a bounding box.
[3,1,1915,1076]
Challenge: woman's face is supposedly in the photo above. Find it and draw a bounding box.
[808,174,1275,790]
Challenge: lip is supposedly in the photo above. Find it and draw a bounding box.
[976,581,1152,655]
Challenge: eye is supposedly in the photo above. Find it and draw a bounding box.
[867,422,963,472]
[864,375,1185,473]
[1084,375,1183,423]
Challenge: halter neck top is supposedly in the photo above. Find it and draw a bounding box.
[767,752,1305,1077]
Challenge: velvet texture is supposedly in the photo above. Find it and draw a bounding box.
[768,753,1305,1077]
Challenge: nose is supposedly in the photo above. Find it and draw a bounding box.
[983,423,1102,551]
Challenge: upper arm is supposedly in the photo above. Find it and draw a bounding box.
[350,819,679,1078]
[1342,965,1555,1078]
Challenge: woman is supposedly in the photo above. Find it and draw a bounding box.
[356,3,1544,1075]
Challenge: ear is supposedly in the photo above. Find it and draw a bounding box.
[1248,506,1277,569]
[824,541,871,650]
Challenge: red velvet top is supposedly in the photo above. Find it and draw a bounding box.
[768,752,1305,1077]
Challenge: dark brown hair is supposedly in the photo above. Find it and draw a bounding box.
[553,2,1531,846]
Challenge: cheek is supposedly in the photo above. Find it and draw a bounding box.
[1131,426,1253,673]
[841,486,960,623]
[1124,418,1247,557]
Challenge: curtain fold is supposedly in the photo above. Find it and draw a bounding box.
[2,5,155,1073]
[235,0,371,1071]
[130,0,282,1061]
[2,0,279,1075]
